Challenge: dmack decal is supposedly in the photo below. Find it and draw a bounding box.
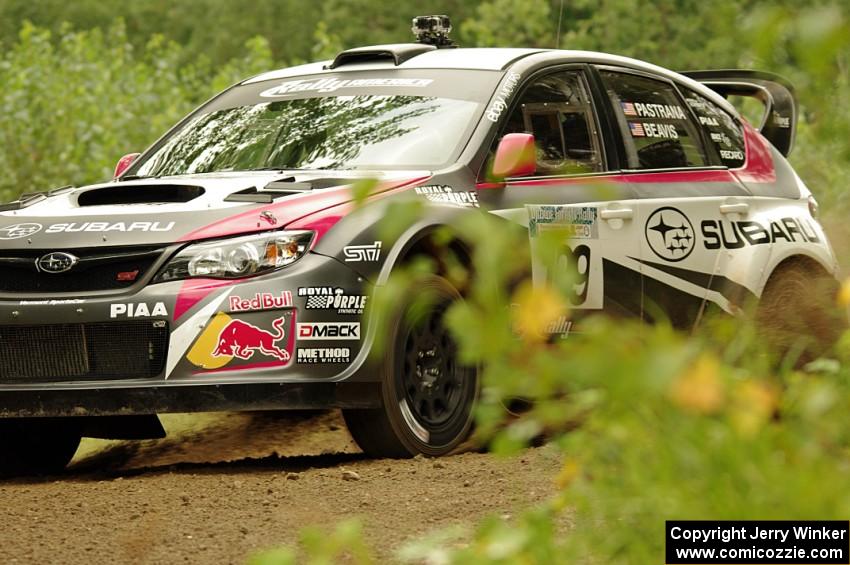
[186,311,295,370]
[44,221,175,233]
[297,322,360,340]
[229,291,293,312]
[110,302,167,318]
[701,217,821,249]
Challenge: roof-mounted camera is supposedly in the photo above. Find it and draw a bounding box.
[412,15,456,48]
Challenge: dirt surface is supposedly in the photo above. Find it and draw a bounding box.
[0,411,563,564]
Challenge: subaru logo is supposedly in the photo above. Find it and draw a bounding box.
[0,223,42,240]
[36,252,78,274]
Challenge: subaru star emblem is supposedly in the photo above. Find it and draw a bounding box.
[36,252,78,274]
[0,223,42,240]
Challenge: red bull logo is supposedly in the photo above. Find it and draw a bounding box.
[187,312,295,370]
[213,317,290,361]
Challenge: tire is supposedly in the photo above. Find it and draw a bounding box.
[755,260,846,364]
[344,275,477,458]
[0,418,82,478]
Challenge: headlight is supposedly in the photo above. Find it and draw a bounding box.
[154,230,314,282]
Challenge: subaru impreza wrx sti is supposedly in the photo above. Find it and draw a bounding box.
[0,15,841,473]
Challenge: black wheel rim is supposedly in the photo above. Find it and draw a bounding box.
[400,305,465,428]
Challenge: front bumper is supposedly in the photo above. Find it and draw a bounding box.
[0,252,380,415]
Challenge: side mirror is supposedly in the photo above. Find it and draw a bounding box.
[491,133,536,179]
[113,153,141,179]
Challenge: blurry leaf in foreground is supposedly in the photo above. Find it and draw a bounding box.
[349,177,379,206]
[838,277,850,307]
[729,380,779,438]
[554,459,581,490]
[668,353,725,415]
[510,281,567,343]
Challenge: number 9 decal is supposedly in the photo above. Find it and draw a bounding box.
[550,243,603,310]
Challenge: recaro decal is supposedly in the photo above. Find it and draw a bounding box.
[645,207,696,262]
[259,77,433,97]
[701,217,821,249]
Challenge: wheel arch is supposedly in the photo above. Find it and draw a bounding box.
[756,248,839,299]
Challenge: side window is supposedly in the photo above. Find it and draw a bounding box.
[501,71,603,175]
[680,89,746,168]
[600,71,707,170]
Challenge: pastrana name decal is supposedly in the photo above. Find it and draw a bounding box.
[621,101,688,120]
[299,287,367,314]
[297,347,351,364]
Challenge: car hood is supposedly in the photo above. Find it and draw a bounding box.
[0,170,427,249]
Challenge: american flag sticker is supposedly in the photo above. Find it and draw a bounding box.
[629,122,645,137]
[621,101,638,116]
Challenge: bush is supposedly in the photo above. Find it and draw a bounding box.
[0,21,272,201]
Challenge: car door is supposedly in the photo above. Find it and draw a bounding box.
[596,68,752,327]
[478,67,647,324]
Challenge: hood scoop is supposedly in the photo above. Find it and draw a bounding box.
[223,176,358,203]
[78,184,204,206]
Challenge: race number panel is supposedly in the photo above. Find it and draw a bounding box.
[527,205,605,310]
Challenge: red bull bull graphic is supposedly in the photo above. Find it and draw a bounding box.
[186,311,296,370]
[214,317,290,360]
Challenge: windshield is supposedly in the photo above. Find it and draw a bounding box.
[132,69,501,175]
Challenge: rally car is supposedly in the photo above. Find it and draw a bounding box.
[0,15,841,474]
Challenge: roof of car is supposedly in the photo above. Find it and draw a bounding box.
[241,45,739,117]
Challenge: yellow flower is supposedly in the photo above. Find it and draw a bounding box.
[555,459,581,490]
[730,380,779,437]
[669,354,725,415]
[511,281,568,343]
[839,278,850,307]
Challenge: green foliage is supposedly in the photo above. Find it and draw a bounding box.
[0,21,272,200]
[462,0,553,48]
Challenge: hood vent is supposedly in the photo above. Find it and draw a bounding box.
[77,185,204,206]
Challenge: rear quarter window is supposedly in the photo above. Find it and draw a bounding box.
[680,89,746,168]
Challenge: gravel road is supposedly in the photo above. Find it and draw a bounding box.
[0,411,563,564]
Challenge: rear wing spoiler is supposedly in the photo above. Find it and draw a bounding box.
[681,70,797,156]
